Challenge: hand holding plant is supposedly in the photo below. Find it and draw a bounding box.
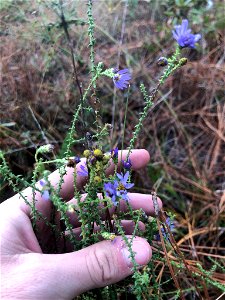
[0,149,161,299]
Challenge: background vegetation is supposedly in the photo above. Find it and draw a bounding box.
[1,0,224,299]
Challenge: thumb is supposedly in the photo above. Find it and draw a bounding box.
[45,236,151,299]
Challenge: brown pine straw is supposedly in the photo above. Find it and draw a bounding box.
[158,210,205,300]
[156,217,186,300]
[176,227,225,246]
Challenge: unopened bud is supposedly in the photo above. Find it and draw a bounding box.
[83,149,91,158]
[94,176,102,184]
[37,144,54,154]
[103,154,111,164]
[179,57,188,66]
[157,57,168,67]
[93,149,103,159]
[67,204,75,213]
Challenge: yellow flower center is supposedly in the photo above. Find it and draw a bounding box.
[117,183,125,191]
[114,74,121,81]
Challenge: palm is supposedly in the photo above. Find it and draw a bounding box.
[1,201,42,255]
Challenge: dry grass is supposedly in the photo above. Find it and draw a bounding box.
[0,0,225,298]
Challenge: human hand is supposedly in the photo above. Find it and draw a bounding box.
[0,149,162,300]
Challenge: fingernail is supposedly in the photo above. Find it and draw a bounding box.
[121,238,151,267]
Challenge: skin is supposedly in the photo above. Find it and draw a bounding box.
[0,149,162,300]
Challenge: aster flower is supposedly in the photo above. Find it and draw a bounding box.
[104,172,134,205]
[104,182,117,206]
[39,179,50,201]
[115,171,134,201]
[77,163,88,177]
[122,158,132,170]
[113,68,131,90]
[172,19,201,49]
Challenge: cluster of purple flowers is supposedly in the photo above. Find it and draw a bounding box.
[172,19,201,49]
[104,171,134,206]
[77,146,133,205]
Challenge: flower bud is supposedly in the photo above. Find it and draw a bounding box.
[93,149,103,159]
[67,204,75,213]
[157,57,168,67]
[37,144,54,154]
[103,154,111,164]
[94,176,102,184]
[122,158,132,170]
[179,57,188,66]
[83,149,91,158]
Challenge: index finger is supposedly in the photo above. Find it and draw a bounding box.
[54,149,150,200]
[18,149,150,214]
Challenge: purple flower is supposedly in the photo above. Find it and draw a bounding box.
[104,182,117,206]
[162,217,175,235]
[115,171,134,201]
[77,163,88,177]
[156,217,175,241]
[172,19,201,49]
[104,172,134,205]
[122,158,132,170]
[39,179,50,201]
[113,69,131,90]
[111,147,118,159]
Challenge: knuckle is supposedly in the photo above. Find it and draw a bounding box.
[86,245,118,287]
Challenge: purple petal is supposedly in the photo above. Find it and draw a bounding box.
[42,190,50,201]
[113,80,123,89]
[194,34,201,42]
[77,164,88,176]
[39,179,46,187]
[123,171,130,182]
[125,183,134,189]
[116,173,123,180]
[118,69,129,74]
[122,74,131,81]
[181,19,189,33]
[172,31,179,41]
[121,194,129,201]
